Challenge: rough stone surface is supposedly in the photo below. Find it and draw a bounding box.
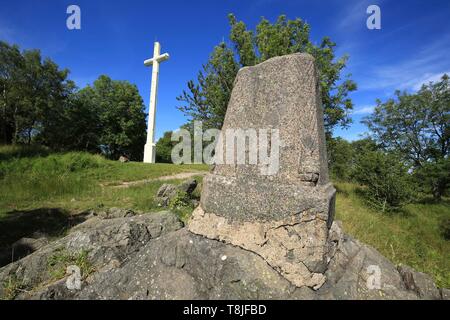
[155,180,198,207]
[92,207,137,219]
[441,288,450,300]
[189,53,336,289]
[397,265,441,300]
[0,211,182,300]
[155,184,178,207]
[201,53,334,221]
[12,237,49,258]
[317,222,420,300]
[189,207,329,288]
[0,212,446,300]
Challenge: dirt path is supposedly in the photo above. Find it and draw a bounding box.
[102,171,207,189]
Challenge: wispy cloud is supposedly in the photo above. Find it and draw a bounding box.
[352,105,374,115]
[358,34,450,92]
[410,71,450,91]
[337,0,374,31]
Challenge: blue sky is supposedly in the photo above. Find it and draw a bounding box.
[1,0,449,141]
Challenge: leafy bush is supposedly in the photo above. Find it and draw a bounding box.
[354,151,413,212]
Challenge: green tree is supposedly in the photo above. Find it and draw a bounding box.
[0,41,74,145]
[178,14,356,133]
[0,42,22,144]
[55,91,102,153]
[327,137,379,182]
[156,131,175,163]
[328,137,354,181]
[77,75,147,161]
[364,74,449,198]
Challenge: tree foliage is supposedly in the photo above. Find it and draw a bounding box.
[328,137,379,182]
[0,41,74,145]
[178,14,356,133]
[0,41,147,161]
[156,131,176,163]
[74,76,147,161]
[328,137,354,181]
[364,74,450,198]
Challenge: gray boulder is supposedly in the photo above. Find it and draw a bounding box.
[155,180,198,207]
[0,211,446,300]
[397,265,441,300]
[0,211,182,300]
[155,184,178,207]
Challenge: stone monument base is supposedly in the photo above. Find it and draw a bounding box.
[200,174,336,224]
[189,179,336,289]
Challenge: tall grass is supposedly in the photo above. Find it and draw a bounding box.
[335,182,450,288]
[0,146,208,215]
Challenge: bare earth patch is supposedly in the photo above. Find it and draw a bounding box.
[101,171,207,189]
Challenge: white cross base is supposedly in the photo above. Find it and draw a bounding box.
[143,42,170,163]
[143,143,156,163]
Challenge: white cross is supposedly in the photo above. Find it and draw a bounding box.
[143,42,170,163]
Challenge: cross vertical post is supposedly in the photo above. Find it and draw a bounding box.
[143,42,169,163]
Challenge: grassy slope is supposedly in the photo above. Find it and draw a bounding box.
[0,145,208,215]
[335,182,449,288]
[0,146,448,288]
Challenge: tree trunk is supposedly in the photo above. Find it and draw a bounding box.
[13,105,19,145]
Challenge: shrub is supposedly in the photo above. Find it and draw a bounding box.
[354,151,412,212]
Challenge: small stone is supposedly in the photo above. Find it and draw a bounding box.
[119,156,129,163]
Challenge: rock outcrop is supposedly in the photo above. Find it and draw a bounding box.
[0,211,447,300]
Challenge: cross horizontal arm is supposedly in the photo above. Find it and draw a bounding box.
[144,53,170,66]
